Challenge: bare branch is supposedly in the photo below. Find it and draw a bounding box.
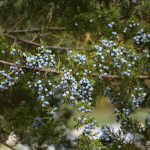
[5,6,41,35]
[56,32,67,47]
[7,17,26,35]
[30,32,41,42]
[30,26,45,42]
[2,27,67,34]
[39,33,53,37]
[1,33,86,51]
[5,15,26,33]
[75,41,80,49]
[0,60,149,80]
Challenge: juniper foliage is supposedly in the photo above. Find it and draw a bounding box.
[0,0,150,150]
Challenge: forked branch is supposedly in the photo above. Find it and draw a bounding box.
[0,60,149,80]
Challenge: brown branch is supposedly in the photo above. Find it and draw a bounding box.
[75,41,80,49]
[45,70,48,78]
[30,26,45,42]
[2,27,67,34]
[83,72,150,79]
[133,47,143,52]
[39,33,53,37]
[30,32,41,42]
[0,142,16,150]
[145,18,149,23]
[119,15,131,21]
[1,33,86,51]
[56,32,67,47]
[2,60,148,80]
[0,68,20,81]
[0,60,63,75]
[11,39,17,48]
[102,56,117,66]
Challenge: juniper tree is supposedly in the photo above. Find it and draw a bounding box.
[0,0,150,150]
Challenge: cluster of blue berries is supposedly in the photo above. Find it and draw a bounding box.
[100,125,129,148]
[31,116,44,129]
[21,47,56,70]
[56,38,149,146]
[133,29,150,45]
[108,22,115,28]
[92,39,149,79]
[104,86,147,121]
[81,120,97,137]
[130,87,147,108]
[68,51,86,65]
[0,69,16,89]
[0,47,60,112]
[0,39,149,150]
[60,67,95,114]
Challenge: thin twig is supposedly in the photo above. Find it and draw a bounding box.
[30,26,45,42]
[4,15,26,33]
[75,41,80,49]
[5,7,40,35]
[7,17,26,35]
[0,68,20,81]
[39,33,53,37]
[30,32,41,42]
[56,32,67,47]
[2,27,67,34]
